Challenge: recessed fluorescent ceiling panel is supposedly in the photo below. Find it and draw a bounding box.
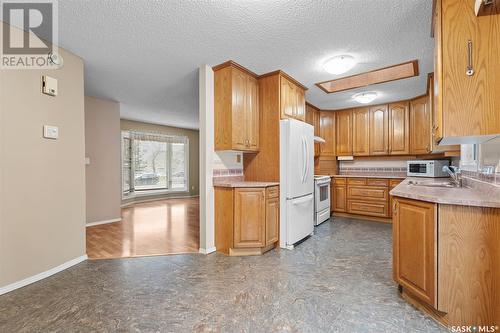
[316,60,419,94]
[323,55,356,75]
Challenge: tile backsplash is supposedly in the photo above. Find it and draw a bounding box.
[339,159,407,175]
[213,151,243,178]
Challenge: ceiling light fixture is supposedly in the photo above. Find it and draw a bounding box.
[352,91,378,104]
[323,55,356,75]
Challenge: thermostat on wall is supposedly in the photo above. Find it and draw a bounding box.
[42,75,58,96]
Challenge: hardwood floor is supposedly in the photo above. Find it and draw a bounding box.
[86,197,200,259]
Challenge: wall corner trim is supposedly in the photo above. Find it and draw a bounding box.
[86,218,122,227]
[199,247,216,255]
[0,255,88,296]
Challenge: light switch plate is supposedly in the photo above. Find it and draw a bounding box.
[43,125,59,139]
[42,76,58,96]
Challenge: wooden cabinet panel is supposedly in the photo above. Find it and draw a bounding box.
[347,200,388,217]
[389,102,410,155]
[332,177,346,185]
[367,178,389,187]
[280,76,295,120]
[438,0,500,138]
[320,111,336,156]
[347,186,388,202]
[347,178,366,186]
[266,186,279,199]
[234,188,266,248]
[265,196,279,245]
[389,179,403,188]
[245,75,259,150]
[393,198,437,307]
[369,105,389,155]
[214,64,259,152]
[332,185,347,213]
[306,104,321,157]
[410,95,431,155]
[295,88,306,121]
[336,109,353,156]
[352,107,370,156]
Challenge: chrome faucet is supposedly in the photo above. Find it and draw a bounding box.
[442,165,462,187]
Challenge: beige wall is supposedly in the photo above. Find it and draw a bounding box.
[0,25,86,287]
[120,120,200,198]
[85,96,122,224]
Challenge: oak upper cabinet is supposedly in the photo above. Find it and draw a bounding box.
[234,188,266,248]
[306,103,321,157]
[410,95,432,155]
[393,197,437,307]
[369,105,389,155]
[320,111,336,157]
[214,62,259,152]
[280,75,306,122]
[336,109,353,156]
[388,102,410,155]
[435,0,500,139]
[352,107,370,156]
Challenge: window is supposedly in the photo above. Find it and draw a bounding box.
[122,131,189,196]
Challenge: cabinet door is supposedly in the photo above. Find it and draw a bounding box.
[439,0,500,137]
[295,88,306,121]
[389,102,410,155]
[313,109,320,157]
[369,105,389,155]
[280,77,295,119]
[245,75,259,151]
[336,110,353,156]
[265,197,279,245]
[393,198,437,307]
[231,68,248,150]
[352,107,370,156]
[234,188,266,248]
[332,186,347,212]
[320,111,336,156]
[410,95,431,155]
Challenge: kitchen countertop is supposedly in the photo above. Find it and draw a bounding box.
[390,177,500,208]
[213,180,279,188]
[330,173,407,179]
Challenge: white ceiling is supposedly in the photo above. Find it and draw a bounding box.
[58,0,434,130]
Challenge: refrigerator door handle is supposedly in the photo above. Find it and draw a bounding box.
[301,136,306,184]
[305,136,309,180]
[292,195,313,205]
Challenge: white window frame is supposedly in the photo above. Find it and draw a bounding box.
[121,131,189,199]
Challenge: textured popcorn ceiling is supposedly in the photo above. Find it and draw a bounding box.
[58,0,434,129]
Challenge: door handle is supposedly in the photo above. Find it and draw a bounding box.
[293,196,313,205]
[466,40,475,76]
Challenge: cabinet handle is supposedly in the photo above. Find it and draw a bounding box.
[466,40,475,76]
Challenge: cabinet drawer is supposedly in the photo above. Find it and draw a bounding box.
[266,186,279,199]
[367,178,389,187]
[332,177,346,185]
[347,178,366,186]
[390,179,403,188]
[347,200,388,217]
[347,186,388,201]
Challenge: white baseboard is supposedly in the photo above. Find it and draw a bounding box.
[0,255,88,296]
[86,218,122,227]
[199,247,216,254]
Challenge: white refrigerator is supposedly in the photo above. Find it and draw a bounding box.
[279,119,315,249]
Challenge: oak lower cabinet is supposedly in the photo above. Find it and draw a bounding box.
[214,61,259,152]
[392,198,437,307]
[215,186,279,256]
[331,177,347,213]
[392,197,500,327]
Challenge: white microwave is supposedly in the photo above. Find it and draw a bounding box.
[407,160,450,177]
